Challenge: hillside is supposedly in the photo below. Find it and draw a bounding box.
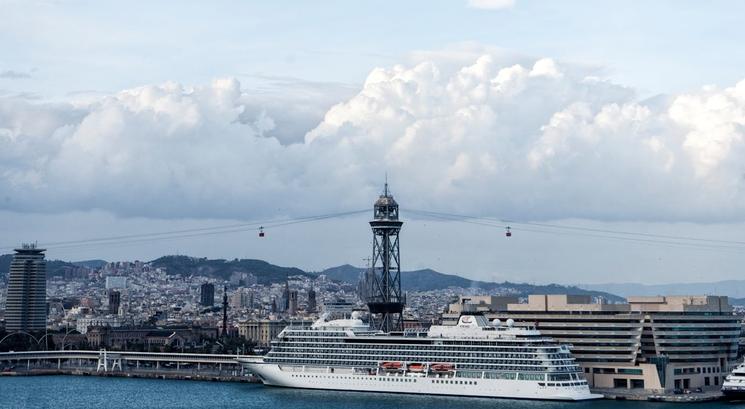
[320,264,625,302]
[0,253,85,279]
[149,255,313,284]
[0,252,624,302]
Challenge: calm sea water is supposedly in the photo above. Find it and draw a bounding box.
[0,376,737,409]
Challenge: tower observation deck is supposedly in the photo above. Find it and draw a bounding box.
[366,182,404,333]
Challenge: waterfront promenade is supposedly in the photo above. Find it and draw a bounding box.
[0,350,261,382]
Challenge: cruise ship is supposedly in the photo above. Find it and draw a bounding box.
[239,313,601,400]
[722,362,745,400]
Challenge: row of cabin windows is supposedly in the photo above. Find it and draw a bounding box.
[266,358,579,372]
[291,374,418,383]
[276,342,563,355]
[282,336,559,349]
[271,348,569,360]
[282,334,558,346]
[268,350,574,365]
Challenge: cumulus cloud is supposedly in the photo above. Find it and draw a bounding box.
[2,51,745,222]
[236,74,358,144]
[467,0,515,10]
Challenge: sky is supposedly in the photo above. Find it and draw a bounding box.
[2,0,745,285]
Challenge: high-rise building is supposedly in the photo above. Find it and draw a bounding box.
[5,244,47,332]
[244,273,257,286]
[307,288,317,313]
[281,281,290,312]
[230,290,245,309]
[288,290,298,315]
[200,283,215,306]
[222,285,228,336]
[107,290,121,314]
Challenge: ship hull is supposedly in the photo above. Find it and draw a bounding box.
[241,361,601,401]
[722,388,745,401]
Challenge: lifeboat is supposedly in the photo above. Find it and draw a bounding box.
[380,361,403,371]
[430,363,455,372]
[408,363,425,372]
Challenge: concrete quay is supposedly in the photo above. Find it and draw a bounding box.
[595,387,724,402]
[1,367,260,383]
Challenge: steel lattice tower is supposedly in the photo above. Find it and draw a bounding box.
[366,182,404,333]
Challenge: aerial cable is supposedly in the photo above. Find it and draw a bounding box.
[404,208,745,248]
[0,209,369,252]
[404,208,745,253]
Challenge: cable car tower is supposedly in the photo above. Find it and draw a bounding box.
[366,181,405,333]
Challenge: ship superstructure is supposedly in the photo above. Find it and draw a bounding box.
[723,362,745,400]
[239,314,601,400]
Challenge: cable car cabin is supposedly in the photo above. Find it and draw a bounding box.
[259,227,265,238]
[505,226,512,237]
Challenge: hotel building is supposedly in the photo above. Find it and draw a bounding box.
[5,244,47,332]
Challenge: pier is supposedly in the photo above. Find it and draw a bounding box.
[0,350,260,382]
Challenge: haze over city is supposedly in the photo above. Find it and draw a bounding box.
[3,0,745,284]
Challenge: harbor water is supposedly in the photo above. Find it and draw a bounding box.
[0,376,737,409]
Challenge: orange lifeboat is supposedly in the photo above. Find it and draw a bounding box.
[430,363,455,372]
[408,363,425,372]
[380,362,403,371]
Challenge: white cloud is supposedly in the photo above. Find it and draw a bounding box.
[467,0,515,11]
[3,51,745,223]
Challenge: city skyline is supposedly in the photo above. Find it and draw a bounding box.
[3,1,745,284]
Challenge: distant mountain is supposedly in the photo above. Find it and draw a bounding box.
[150,255,313,284]
[0,253,81,279]
[579,280,745,299]
[729,297,745,306]
[319,264,625,302]
[318,264,365,282]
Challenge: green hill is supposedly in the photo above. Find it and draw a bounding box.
[149,255,312,284]
[0,253,84,279]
